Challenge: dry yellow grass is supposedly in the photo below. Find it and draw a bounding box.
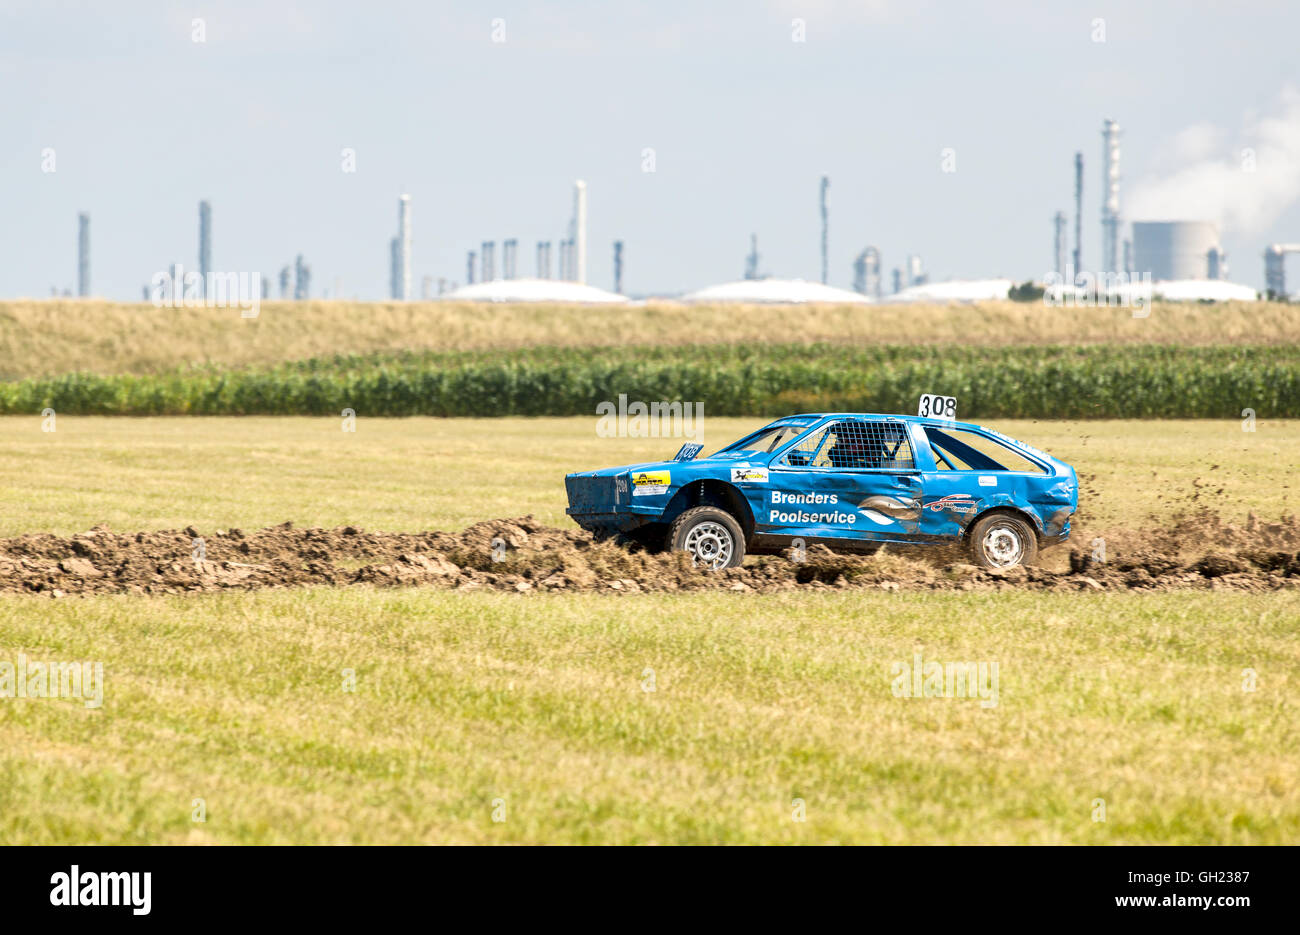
[2,299,1296,380]
[1,415,1296,844]
[2,588,1296,843]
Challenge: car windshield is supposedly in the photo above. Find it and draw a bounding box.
[713,423,808,456]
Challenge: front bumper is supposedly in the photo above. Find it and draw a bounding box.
[1039,523,1072,547]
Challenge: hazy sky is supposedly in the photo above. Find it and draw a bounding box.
[3,0,1299,298]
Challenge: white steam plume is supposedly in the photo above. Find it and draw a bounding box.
[1128,86,1300,233]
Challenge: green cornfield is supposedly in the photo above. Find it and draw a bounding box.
[2,344,1296,418]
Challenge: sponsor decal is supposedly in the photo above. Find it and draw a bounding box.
[770,508,857,525]
[631,470,670,496]
[731,467,769,483]
[771,490,834,505]
[927,493,978,514]
[978,475,997,487]
[769,489,856,524]
[858,495,920,525]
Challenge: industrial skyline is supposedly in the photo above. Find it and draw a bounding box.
[11,3,1300,299]
[64,135,1294,305]
[55,120,1298,302]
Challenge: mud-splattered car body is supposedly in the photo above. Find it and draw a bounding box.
[565,413,1077,556]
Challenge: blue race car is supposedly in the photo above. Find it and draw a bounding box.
[565,413,1077,570]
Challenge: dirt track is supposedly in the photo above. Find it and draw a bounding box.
[2,510,1299,597]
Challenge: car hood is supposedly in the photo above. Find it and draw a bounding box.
[567,461,677,478]
[566,451,761,478]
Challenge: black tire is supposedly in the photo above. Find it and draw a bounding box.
[668,506,745,570]
[968,512,1038,570]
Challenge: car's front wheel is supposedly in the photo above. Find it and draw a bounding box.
[668,506,745,570]
[968,512,1038,570]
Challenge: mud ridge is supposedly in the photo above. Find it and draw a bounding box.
[2,509,1299,597]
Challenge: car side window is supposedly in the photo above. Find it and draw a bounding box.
[779,426,830,467]
[780,420,915,469]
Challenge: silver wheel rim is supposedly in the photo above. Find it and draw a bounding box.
[683,521,734,569]
[981,522,1025,568]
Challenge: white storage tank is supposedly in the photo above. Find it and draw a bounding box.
[1131,221,1220,281]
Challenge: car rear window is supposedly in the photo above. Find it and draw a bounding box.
[925,426,1048,474]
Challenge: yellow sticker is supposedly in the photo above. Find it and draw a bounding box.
[631,470,671,496]
[632,470,670,487]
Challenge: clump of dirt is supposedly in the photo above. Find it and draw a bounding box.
[3,510,1299,598]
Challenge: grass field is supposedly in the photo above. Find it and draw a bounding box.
[2,414,1297,844]
[3,299,1297,379]
[2,588,1296,844]
[0,416,1295,536]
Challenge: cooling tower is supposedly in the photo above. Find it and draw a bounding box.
[1131,221,1220,281]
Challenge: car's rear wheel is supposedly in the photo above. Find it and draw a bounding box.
[968,512,1038,570]
[668,506,745,570]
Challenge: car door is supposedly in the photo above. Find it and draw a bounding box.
[764,418,923,543]
[915,423,1051,537]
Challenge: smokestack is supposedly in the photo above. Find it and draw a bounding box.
[294,255,310,299]
[199,200,211,297]
[389,237,400,299]
[1073,152,1084,273]
[613,240,624,294]
[1265,245,1290,297]
[77,212,90,297]
[503,239,517,280]
[1052,211,1067,277]
[819,175,830,284]
[397,194,412,300]
[1207,247,1225,281]
[1102,119,1121,274]
[744,234,760,281]
[907,254,925,287]
[573,181,587,284]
